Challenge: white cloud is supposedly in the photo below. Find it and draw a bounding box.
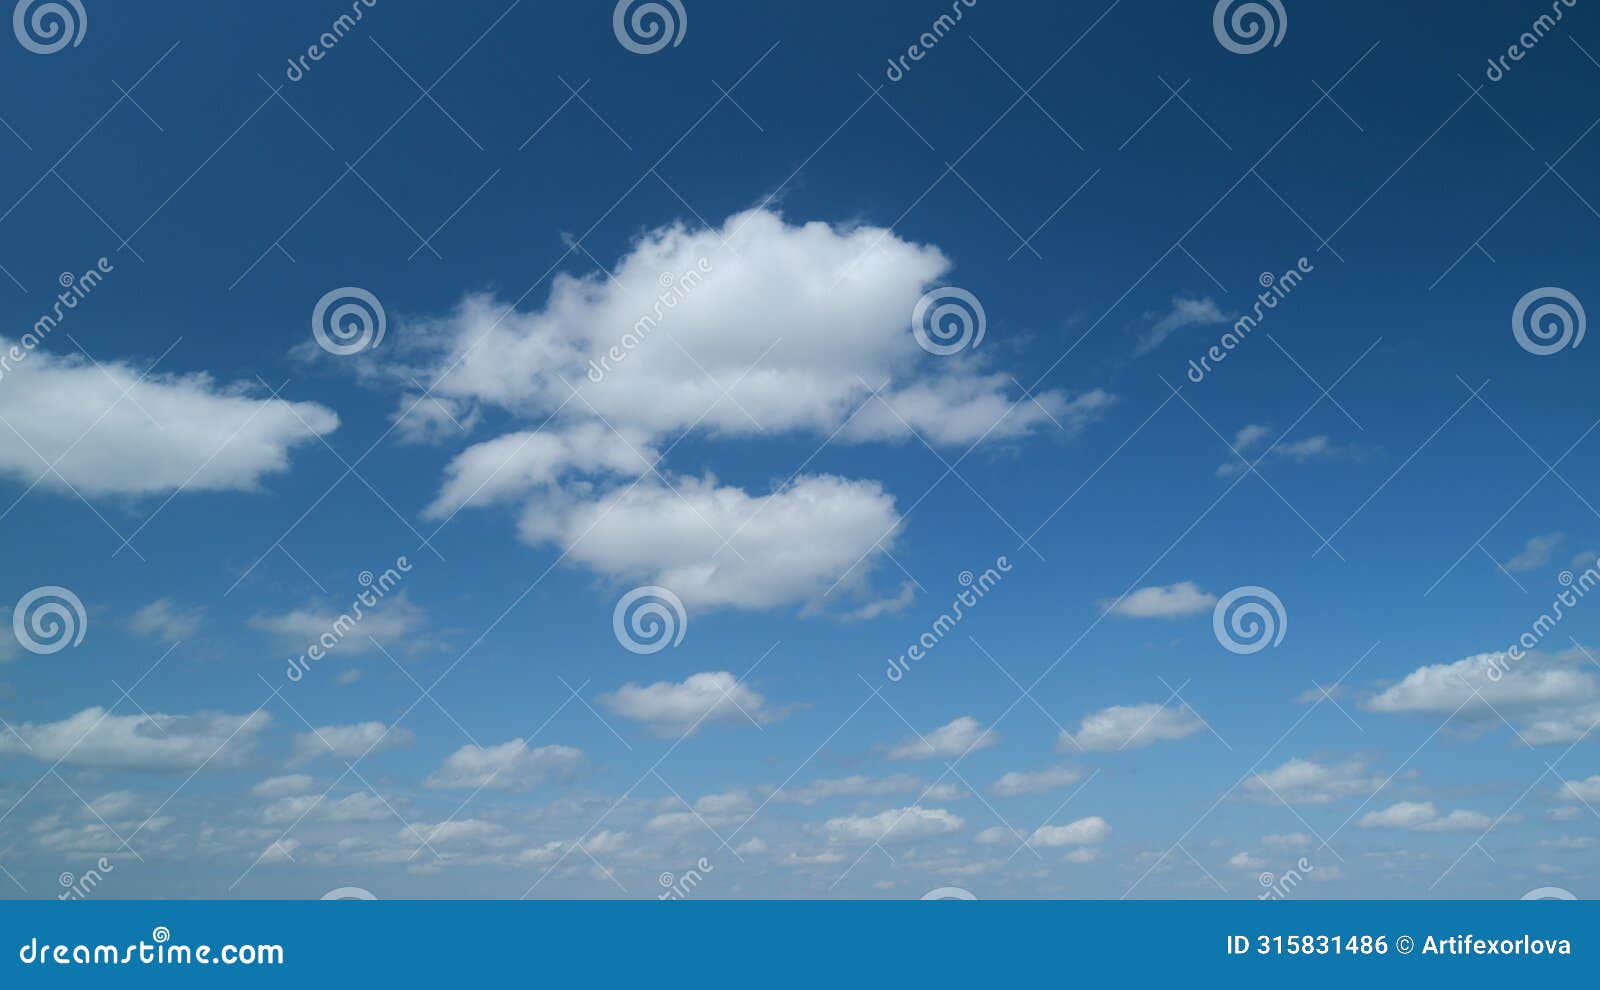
[389,209,1106,612]
[1365,649,1600,745]
[519,474,903,611]
[991,766,1082,798]
[1358,801,1491,832]
[259,838,300,864]
[127,599,203,641]
[422,422,653,519]
[1262,832,1312,850]
[0,707,268,771]
[1103,582,1216,619]
[771,774,924,805]
[1134,296,1227,355]
[424,739,583,790]
[598,671,779,735]
[1229,851,1265,870]
[888,716,997,760]
[1506,532,1565,573]
[694,790,755,816]
[1243,758,1381,805]
[1064,847,1099,863]
[974,825,1023,845]
[261,791,390,825]
[1060,702,1203,751]
[1557,775,1600,802]
[1233,424,1272,452]
[251,774,315,799]
[0,339,336,496]
[399,209,1086,449]
[290,721,414,764]
[248,596,427,651]
[823,806,965,843]
[1028,816,1110,847]
[1216,432,1356,477]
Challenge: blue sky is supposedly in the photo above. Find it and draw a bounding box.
[1,0,1599,899]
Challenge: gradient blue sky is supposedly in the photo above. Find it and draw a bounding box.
[1,0,1599,899]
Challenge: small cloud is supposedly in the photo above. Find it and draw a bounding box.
[128,599,204,641]
[991,766,1083,798]
[1505,532,1565,573]
[1357,801,1491,832]
[1217,431,1358,477]
[290,721,414,765]
[1134,297,1228,356]
[839,582,916,622]
[1060,702,1203,752]
[598,672,781,736]
[888,716,998,761]
[250,774,316,799]
[1103,581,1216,619]
[1027,816,1110,847]
[425,739,582,790]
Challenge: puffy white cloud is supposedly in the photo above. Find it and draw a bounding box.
[388,209,1106,612]
[991,766,1082,798]
[823,806,965,843]
[1243,758,1380,805]
[127,599,204,640]
[399,209,1086,446]
[521,474,902,611]
[888,716,997,761]
[1060,702,1203,751]
[1366,649,1600,745]
[1229,851,1266,870]
[0,707,269,771]
[424,739,583,790]
[290,721,414,764]
[598,672,779,736]
[423,422,653,519]
[1028,816,1110,847]
[0,339,336,496]
[1103,582,1216,619]
[1358,801,1491,832]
